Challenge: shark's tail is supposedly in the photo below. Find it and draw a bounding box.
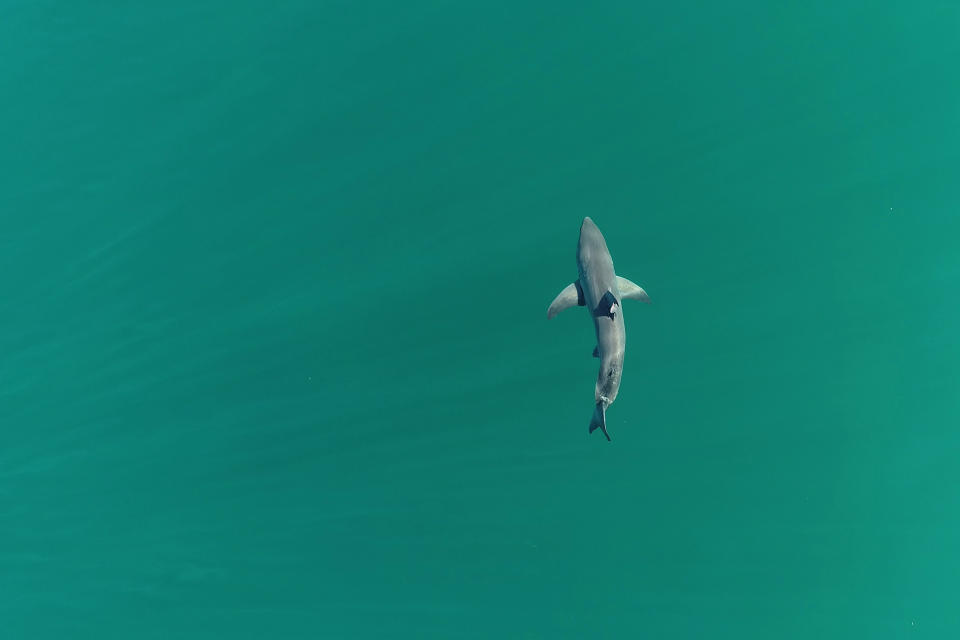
[589,403,611,441]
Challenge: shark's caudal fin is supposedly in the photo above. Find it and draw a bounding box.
[589,403,611,441]
[547,280,585,319]
[616,276,651,303]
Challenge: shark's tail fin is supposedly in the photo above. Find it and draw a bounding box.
[589,403,611,441]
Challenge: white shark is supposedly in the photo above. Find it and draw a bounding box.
[547,217,650,440]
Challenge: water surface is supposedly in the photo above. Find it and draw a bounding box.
[2,2,959,637]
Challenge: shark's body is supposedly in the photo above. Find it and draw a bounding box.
[547,217,650,440]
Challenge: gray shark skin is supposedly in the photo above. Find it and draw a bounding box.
[547,217,650,440]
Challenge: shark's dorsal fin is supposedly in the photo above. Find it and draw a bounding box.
[592,345,599,358]
[593,291,619,319]
[547,280,585,319]
[616,276,651,303]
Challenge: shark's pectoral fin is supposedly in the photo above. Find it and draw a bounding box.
[547,280,585,319]
[617,276,651,303]
[592,345,599,358]
[593,291,620,319]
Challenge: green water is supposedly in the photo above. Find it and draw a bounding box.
[3,2,959,637]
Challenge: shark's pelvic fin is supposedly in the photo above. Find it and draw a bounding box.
[617,276,651,303]
[592,345,599,358]
[547,280,585,319]
[589,403,611,441]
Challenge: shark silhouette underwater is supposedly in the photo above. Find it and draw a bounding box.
[547,217,651,440]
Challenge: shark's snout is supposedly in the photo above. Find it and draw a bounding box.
[579,217,602,248]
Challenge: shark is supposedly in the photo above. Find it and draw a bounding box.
[547,217,651,440]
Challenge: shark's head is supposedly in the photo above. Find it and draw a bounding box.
[578,217,608,259]
[580,216,600,238]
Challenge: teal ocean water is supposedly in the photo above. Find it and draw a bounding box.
[3,2,959,637]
